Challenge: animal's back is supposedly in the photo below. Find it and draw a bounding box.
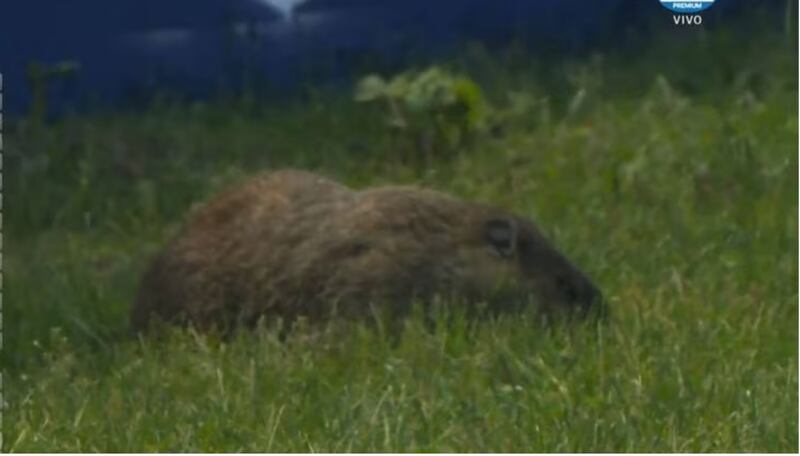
[131,170,354,331]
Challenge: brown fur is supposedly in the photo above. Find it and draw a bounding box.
[131,170,602,332]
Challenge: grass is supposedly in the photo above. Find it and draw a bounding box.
[3,10,798,452]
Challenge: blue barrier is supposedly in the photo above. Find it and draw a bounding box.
[0,0,767,118]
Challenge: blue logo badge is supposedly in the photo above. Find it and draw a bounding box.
[660,0,715,14]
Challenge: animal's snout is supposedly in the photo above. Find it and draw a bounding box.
[555,272,606,319]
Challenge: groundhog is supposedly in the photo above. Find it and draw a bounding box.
[131,170,603,332]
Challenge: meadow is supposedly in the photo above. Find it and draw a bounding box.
[3,11,798,452]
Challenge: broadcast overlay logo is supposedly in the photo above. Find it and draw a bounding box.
[660,0,715,14]
[660,0,715,25]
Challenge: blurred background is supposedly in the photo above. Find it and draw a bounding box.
[0,0,786,118]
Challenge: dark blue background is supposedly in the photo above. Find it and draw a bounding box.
[0,0,774,118]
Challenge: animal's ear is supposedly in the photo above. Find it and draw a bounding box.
[484,217,517,258]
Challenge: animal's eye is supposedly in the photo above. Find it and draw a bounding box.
[484,218,517,258]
